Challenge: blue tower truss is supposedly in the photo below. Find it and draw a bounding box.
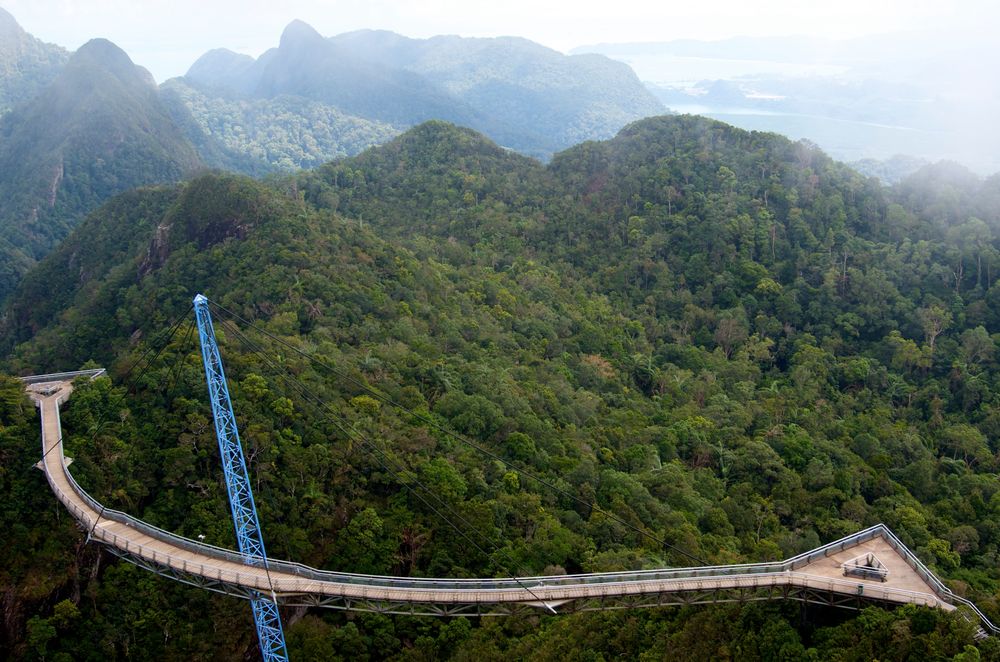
[193,294,289,661]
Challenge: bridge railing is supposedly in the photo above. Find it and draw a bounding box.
[53,448,819,592]
[46,398,803,590]
[35,391,1000,626]
[21,369,106,385]
[47,446,976,598]
[878,527,952,597]
[40,465,963,610]
[949,595,1000,636]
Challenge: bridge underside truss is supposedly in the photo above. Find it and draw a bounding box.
[103,543,262,602]
[286,586,887,617]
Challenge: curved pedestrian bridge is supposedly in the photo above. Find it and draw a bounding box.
[24,373,999,628]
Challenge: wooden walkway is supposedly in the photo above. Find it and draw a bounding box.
[26,375,999,625]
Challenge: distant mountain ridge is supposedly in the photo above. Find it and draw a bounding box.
[186,21,489,131]
[181,20,665,161]
[329,29,665,150]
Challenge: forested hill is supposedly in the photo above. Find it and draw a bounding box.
[0,38,203,302]
[5,117,1000,659]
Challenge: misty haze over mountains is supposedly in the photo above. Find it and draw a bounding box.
[0,2,998,300]
[2,3,996,176]
[575,30,1000,176]
[175,20,664,161]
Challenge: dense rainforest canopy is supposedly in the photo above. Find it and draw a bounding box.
[3,116,1000,660]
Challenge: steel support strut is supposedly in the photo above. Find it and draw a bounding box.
[193,294,288,661]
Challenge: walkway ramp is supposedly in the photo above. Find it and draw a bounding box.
[24,373,999,628]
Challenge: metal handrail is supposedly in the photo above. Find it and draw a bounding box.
[46,441,983,596]
[20,369,106,385]
[33,385,1000,627]
[949,595,1000,635]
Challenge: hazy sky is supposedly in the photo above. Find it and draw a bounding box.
[3,0,995,83]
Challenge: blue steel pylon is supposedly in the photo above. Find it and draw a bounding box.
[193,294,289,662]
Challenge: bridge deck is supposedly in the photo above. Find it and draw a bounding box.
[26,377,998,624]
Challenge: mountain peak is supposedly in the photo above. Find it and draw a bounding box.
[186,48,255,88]
[366,121,533,172]
[68,38,153,86]
[280,20,325,50]
[0,6,17,24]
[72,38,134,68]
[0,6,24,38]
